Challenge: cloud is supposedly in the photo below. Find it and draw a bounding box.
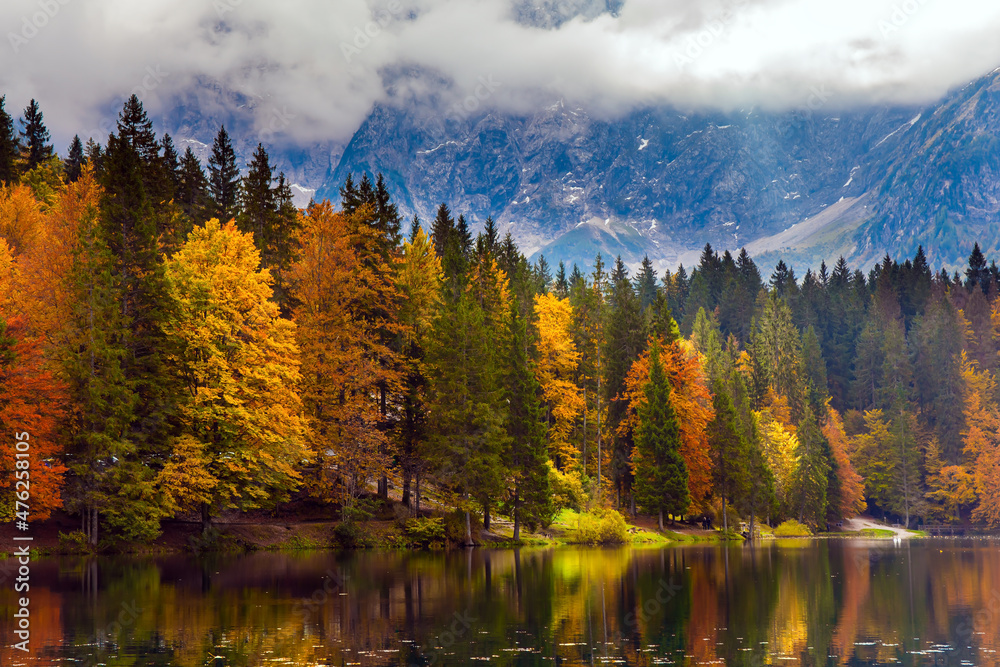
[1,0,1000,148]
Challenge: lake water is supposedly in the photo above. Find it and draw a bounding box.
[2,538,999,665]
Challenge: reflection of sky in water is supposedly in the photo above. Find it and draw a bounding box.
[0,539,999,665]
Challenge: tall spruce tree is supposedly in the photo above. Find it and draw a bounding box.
[20,99,53,171]
[634,338,689,529]
[504,301,552,539]
[64,135,86,182]
[208,125,240,221]
[177,147,209,224]
[0,96,19,183]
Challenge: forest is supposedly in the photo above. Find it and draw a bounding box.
[1,93,999,549]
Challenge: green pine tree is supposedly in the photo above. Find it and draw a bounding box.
[0,95,19,183]
[64,135,86,182]
[504,301,552,540]
[634,338,689,529]
[208,125,240,221]
[19,99,53,171]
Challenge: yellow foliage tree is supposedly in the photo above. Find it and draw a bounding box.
[960,352,1000,526]
[534,292,585,470]
[162,218,307,530]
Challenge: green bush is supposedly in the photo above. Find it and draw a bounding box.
[774,519,812,537]
[443,508,483,544]
[549,463,586,512]
[567,509,629,545]
[403,517,446,547]
[58,530,93,554]
[334,522,367,548]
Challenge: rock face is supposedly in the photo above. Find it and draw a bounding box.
[317,69,1000,273]
[162,66,1000,275]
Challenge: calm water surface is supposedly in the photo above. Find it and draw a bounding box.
[2,538,999,666]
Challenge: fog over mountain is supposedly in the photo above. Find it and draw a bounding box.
[4,0,1000,271]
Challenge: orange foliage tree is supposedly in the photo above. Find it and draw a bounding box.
[291,202,400,515]
[622,336,714,511]
[821,407,867,519]
[960,353,1000,526]
[0,315,68,520]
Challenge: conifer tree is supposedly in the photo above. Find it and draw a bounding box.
[504,301,552,539]
[0,96,19,183]
[20,99,52,171]
[208,125,239,221]
[633,338,689,529]
[177,147,209,224]
[791,405,831,527]
[605,260,645,512]
[64,135,86,182]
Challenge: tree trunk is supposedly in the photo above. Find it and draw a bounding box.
[464,507,473,547]
[658,509,663,531]
[415,471,421,514]
[483,503,491,531]
[513,490,521,542]
[722,494,728,533]
[402,467,411,509]
[91,506,98,546]
[201,502,212,536]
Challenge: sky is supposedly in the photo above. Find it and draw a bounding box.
[2,0,1000,149]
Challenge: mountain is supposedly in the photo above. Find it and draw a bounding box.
[314,68,1000,274]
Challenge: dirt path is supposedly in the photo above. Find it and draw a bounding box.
[843,517,915,539]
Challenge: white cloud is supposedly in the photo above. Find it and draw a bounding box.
[1,0,999,148]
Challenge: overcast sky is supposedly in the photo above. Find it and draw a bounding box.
[2,0,1000,148]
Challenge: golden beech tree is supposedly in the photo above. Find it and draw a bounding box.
[13,168,103,345]
[162,218,307,531]
[0,183,46,254]
[756,409,798,511]
[395,226,442,508]
[622,336,714,511]
[924,438,975,522]
[960,353,1000,526]
[534,292,585,469]
[291,202,400,515]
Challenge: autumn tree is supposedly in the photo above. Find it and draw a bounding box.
[291,202,396,517]
[960,354,1000,527]
[161,219,307,533]
[395,223,442,510]
[534,292,584,470]
[0,315,68,521]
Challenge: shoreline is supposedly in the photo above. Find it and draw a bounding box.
[0,511,980,558]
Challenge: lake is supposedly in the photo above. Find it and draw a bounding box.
[1,538,999,665]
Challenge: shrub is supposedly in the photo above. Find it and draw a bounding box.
[443,508,483,544]
[567,509,629,545]
[403,517,446,547]
[58,530,92,554]
[334,521,367,548]
[774,519,812,537]
[549,463,586,512]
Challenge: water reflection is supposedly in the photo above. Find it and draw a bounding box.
[1,539,999,665]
